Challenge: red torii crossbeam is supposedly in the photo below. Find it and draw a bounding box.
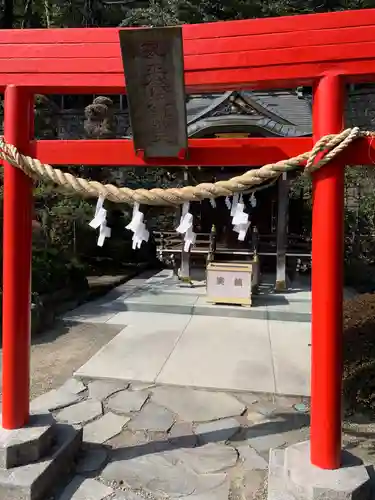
[2,8,375,472]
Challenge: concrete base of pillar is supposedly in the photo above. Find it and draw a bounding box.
[268,441,371,500]
[0,413,55,469]
[0,414,82,500]
[275,280,287,292]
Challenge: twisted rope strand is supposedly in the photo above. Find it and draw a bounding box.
[0,127,369,206]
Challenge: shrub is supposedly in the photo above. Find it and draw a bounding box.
[32,246,88,296]
[344,260,375,293]
[343,293,375,414]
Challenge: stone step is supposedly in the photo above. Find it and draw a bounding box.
[0,424,82,500]
[0,413,56,470]
[268,443,372,500]
[267,449,294,500]
[108,299,311,322]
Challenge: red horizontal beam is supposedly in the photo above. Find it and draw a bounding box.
[31,138,312,166]
[182,8,375,39]
[1,25,375,60]
[187,42,375,72]
[28,136,375,167]
[2,41,375,74]
[0,9,374,45]
[1,57,374,94]
[0,10,374,91]
[185,25,375,56]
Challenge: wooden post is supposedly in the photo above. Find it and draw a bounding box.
[2,86,33,429]
[275,172,289,291]
[180,248,191,278]
[311,74,345,470]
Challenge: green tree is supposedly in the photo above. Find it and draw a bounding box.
[119,0,375,27]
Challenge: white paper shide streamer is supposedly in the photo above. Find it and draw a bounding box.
[176,202,196,252]
[126,202,150,249]
[89,196,111,247]
[230,193,251,242]
[250,193,257,208]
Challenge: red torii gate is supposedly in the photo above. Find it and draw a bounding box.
[2,8,375,472]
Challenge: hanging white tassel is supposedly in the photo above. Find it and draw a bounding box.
[230,193,239,216]
[176,202,196,251]
[225,196,232,210]
[209,198,216,208]
[126,203,150,249]
[231,197,250,242]
[89,196,111,247]
[250,192,257,208]
[235,221,251,241]
[184,226,197,251]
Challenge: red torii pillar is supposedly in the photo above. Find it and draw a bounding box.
[311,74,344,470]
[2,85,33,429]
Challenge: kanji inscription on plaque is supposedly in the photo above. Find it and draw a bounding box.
[119,27,188,158]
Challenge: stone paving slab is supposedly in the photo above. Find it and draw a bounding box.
[88,380,129,401]
[140,282,207,296]
[102,453,228,497]
[76,447,108,473]
[31,387,84,413]
[56,400,103,425]
[157,316,276,393]
[269,321,311,396]
[68,271,312,396]
[195,417,241,443]
[120,301,196,316]
[58,476,113,500]
[238,444,269,470]
[152,386,246,421]
[74,324,187,383]
[124,291,199,306]
[107,390,150,414]
[60,379,86,395]
[106,311,191,329]
[127,402,175,432]
[74,312,310,401]
[193,297,269,320]
[63,303,119,323]
[74,313,311,396]
[83,413,129,444]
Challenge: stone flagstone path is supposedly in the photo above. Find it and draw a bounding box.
[31,377,313,499]
[29,376,375,500]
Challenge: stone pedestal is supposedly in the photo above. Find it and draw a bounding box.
[268,441,371,500]
[0,412,82,500]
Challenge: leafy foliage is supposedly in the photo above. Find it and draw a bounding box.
[343,293,375,414]
[2,0,374,31]
[119,0,375,28]
[32,247,87,295]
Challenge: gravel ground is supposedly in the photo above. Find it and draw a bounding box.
[0,320,124,403]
